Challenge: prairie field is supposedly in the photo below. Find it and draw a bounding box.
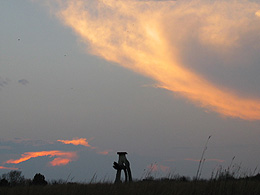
[1,179,260,195]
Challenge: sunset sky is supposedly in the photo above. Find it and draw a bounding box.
[1,0,260,182]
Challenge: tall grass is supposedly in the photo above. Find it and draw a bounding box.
[195,135,211,180]
[1,167,260,195]
[1,178,260,195]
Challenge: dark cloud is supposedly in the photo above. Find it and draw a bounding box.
[0,77,10,88]
[0,138,54,151]
[18,79,29,85]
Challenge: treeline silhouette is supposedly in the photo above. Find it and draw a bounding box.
[1,170,260,195]
[0,171,47,186]
[1,170,260,187]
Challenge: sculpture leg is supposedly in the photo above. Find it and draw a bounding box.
[127,167,132,182]
[123,167,128,182]
[115,169,121,183]
[125,159,132,182]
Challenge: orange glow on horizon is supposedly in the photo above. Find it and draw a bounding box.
[57,138,95,148]
[5,150,77,166]
[43,0,260,120]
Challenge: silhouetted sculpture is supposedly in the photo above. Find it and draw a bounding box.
[113,152,132,183]
[32,173,47,185]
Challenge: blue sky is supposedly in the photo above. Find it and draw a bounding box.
[1,0,260,182]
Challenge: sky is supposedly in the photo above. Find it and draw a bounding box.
[1,0,260,182]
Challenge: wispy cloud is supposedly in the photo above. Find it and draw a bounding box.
[2,138,53,147]
[1,137,113,171]
[18,79,29,85]
[57,138,112,155]
[40,0,260,120]
[0,166,19,170]
[5,150,78,166]
[0,77,10,88]
[97,149,113,155]
[57,138,95,149]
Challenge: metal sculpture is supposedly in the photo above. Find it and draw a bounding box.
[113,152,132,183]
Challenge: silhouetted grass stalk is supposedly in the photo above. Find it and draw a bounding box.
[195,135,211,180]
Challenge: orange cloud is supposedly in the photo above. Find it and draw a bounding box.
[5,150,78,166]
[50,157,71,166]
[0,166,19,170]
[57,138,95,149]
[97,149,113,155]
[41,0,260,120]
[255,10,260,17]
[57,138,112,155]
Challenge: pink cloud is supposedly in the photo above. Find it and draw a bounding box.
[5,150,78,166]
[147,164,159,172]
[160,165,170,172]
[147,164,170,173]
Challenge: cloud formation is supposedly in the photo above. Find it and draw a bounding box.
[255,10,260,17]
[97,149,113,155]
[0,77,10,88]
[57,138,112,155]
[57,138,95,149]
[37,0,260,120]
[5,150,78,166]
[0,166,19,170]
[1,138,53,147]
[1,137,111,170]
[18,79,29,85]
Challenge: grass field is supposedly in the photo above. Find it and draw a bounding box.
[1,178,260,195]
